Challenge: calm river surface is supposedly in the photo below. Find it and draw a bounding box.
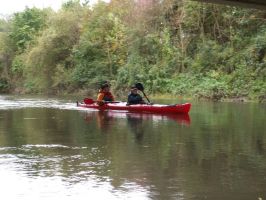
[0,95,265,200]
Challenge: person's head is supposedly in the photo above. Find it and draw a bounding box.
[130,85,138,94]
[100,83,110,92]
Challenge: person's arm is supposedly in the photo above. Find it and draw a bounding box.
[97,93,105,106]
[97,93,104,101]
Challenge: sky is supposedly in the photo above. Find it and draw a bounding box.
[0,0,109,16]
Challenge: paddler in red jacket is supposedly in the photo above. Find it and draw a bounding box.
[97,82,115,105]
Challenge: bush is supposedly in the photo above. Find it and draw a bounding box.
[0,78,9,93]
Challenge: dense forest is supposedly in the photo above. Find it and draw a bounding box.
[0,0,265,101]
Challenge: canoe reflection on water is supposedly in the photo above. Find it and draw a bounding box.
[83,110,191,128]
[82,111,190,142]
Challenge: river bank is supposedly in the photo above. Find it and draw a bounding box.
[2,89,265,103]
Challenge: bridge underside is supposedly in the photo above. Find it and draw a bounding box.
[195,0,266,10]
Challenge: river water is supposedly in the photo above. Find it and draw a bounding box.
[0,95,265,200]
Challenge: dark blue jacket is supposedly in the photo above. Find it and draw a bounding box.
[127,93,144,104]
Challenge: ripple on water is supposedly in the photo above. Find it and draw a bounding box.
[0,144,149,200]
[0,97,82,110]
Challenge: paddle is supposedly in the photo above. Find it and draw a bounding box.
[83,98,94,104]
[83,98,120,104]
[135,83,151,104]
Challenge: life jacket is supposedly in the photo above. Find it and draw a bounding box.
[97,90,114,102]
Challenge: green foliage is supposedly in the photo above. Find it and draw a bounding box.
[73,2,128,88]
[62,0,83,10]
[0,27,15,86]
[192,40,223,73]
[117,54,149,88]
[9,7,48,52]
[0,78,9,92]
[11,55,25,75]
[165,71,229,99]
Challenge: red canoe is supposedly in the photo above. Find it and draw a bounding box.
[77,101,191,114]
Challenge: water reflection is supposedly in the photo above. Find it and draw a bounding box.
[84,111,114,130]
[83,110,191,128]
[0,144,150,199]
[127,113,145,141]
[0,99,265,200]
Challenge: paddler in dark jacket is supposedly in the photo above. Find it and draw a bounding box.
[127,85,145,105]
[97,82,114,105]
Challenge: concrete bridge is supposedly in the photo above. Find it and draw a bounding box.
[195,0,266,10]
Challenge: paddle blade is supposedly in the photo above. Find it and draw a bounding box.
[83,98,94,104]
[135,82,144,91]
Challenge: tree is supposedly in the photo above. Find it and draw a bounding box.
[23,7,83,93]
[0,18,14,92]
[9,7,48,52]
[73,1,128,88]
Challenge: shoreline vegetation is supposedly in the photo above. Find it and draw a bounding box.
[0,0,265,102]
